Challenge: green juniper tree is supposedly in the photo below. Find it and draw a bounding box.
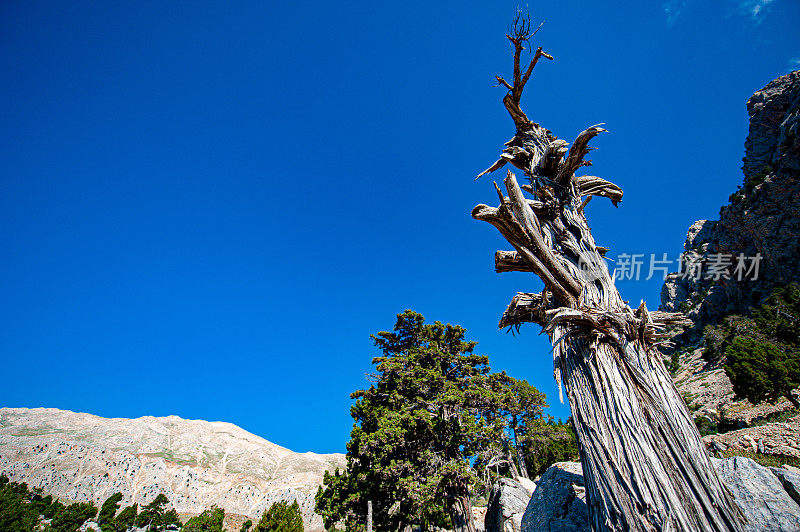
[0,475,40,532]
[98,492,123,531]
[49,501,98,532]
[316,311,511,532]
[704,283,800,409]
[134,494,181,531]
[115,503,138,530]
[726,337,800,408]
[519,416,580,477]
[253,501,303,532]
[182,506,225,532]
[498,377,547,479]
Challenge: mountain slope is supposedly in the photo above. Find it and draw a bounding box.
[0,407,345,530]
[658,71,800,455]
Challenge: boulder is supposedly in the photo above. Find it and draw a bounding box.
[714,456,800,531]
[485,477,534,532]
[770,466,800,507]
[520,462,588,532]
[520,458,800,531]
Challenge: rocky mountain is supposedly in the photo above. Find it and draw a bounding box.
[0,407,345,531]
[658,70,800,431]
[661,69,800,323]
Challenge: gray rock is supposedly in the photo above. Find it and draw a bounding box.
[485,477,533,532]
[771,466,800,507]
[520,458,800,532]
[714,457,800,531]
[660,70,800,324]
[521,462,588,532]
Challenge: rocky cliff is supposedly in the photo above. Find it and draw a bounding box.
[0,407,345,531]
[661,70,800,324]
[659,71,800,429]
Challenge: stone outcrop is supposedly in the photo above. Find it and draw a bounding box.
[704,414,800,459]
[771,467,800,507]
[520,462,587,532]
[659,71,800,440]
[713,456,800,532]
[0,407,345,531]
[521,458,800,532]
[485,477,535,532]
[661,70,800,323]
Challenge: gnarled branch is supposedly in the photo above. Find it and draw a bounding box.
[495,250,533,273]
[557,125,607,186]
[575,175,624,205]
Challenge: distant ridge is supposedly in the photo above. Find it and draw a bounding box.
[0,407,345,531]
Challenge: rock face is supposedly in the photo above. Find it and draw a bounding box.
[520,458,800,532]
[520,462,587,532]
[659,70,800,434]
[704,414,800,459]
[713,457,800,532]
[485,477,535,532]
[661,70,800,323]
[0,407,345,531]
[771,467,800,507]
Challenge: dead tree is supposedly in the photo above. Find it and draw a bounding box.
[471,15,745,532]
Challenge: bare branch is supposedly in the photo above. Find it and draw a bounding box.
[476,157,508,179]
[494,76,513,91]
[557,125,607,186]
[504,171,582,300]
[493,181,505,203]
[575,175,623,206]
[495,250,534,273]
[520,47,553,92]
[578,195,592,215]
[498,292,549,329]
[472,202,577,305]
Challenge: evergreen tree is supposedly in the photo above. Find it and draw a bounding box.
[115,503,138,530]
[519,417,580,477]
[704,283,800,408]
[726,337,800,408]
[182,506,224,532]
[49,501,98,532]
[316,310,509,532]
[98,492,123,531]
[135,494,181,531]
[499,377,547,478]
[29,490,63,520]
[239,519,252,532]
[0,475,40,532]
[253,501,303,532]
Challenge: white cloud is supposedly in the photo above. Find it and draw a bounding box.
[663,1,687,25]
[742,0,775,17]
[664,0,776,23]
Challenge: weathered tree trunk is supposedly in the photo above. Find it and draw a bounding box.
[511,425,529,479]
[471,16,745,532]
[449,484,476,532]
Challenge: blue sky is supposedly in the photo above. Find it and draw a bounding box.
[1,1,798,453]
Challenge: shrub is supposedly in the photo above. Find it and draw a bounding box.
[254,501,304,532]
[183,506,225,532]
[725,337,800,408]
[520,417,580,478]
[49,502,98,532]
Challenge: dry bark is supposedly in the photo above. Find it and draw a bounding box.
[471,17,745,532]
